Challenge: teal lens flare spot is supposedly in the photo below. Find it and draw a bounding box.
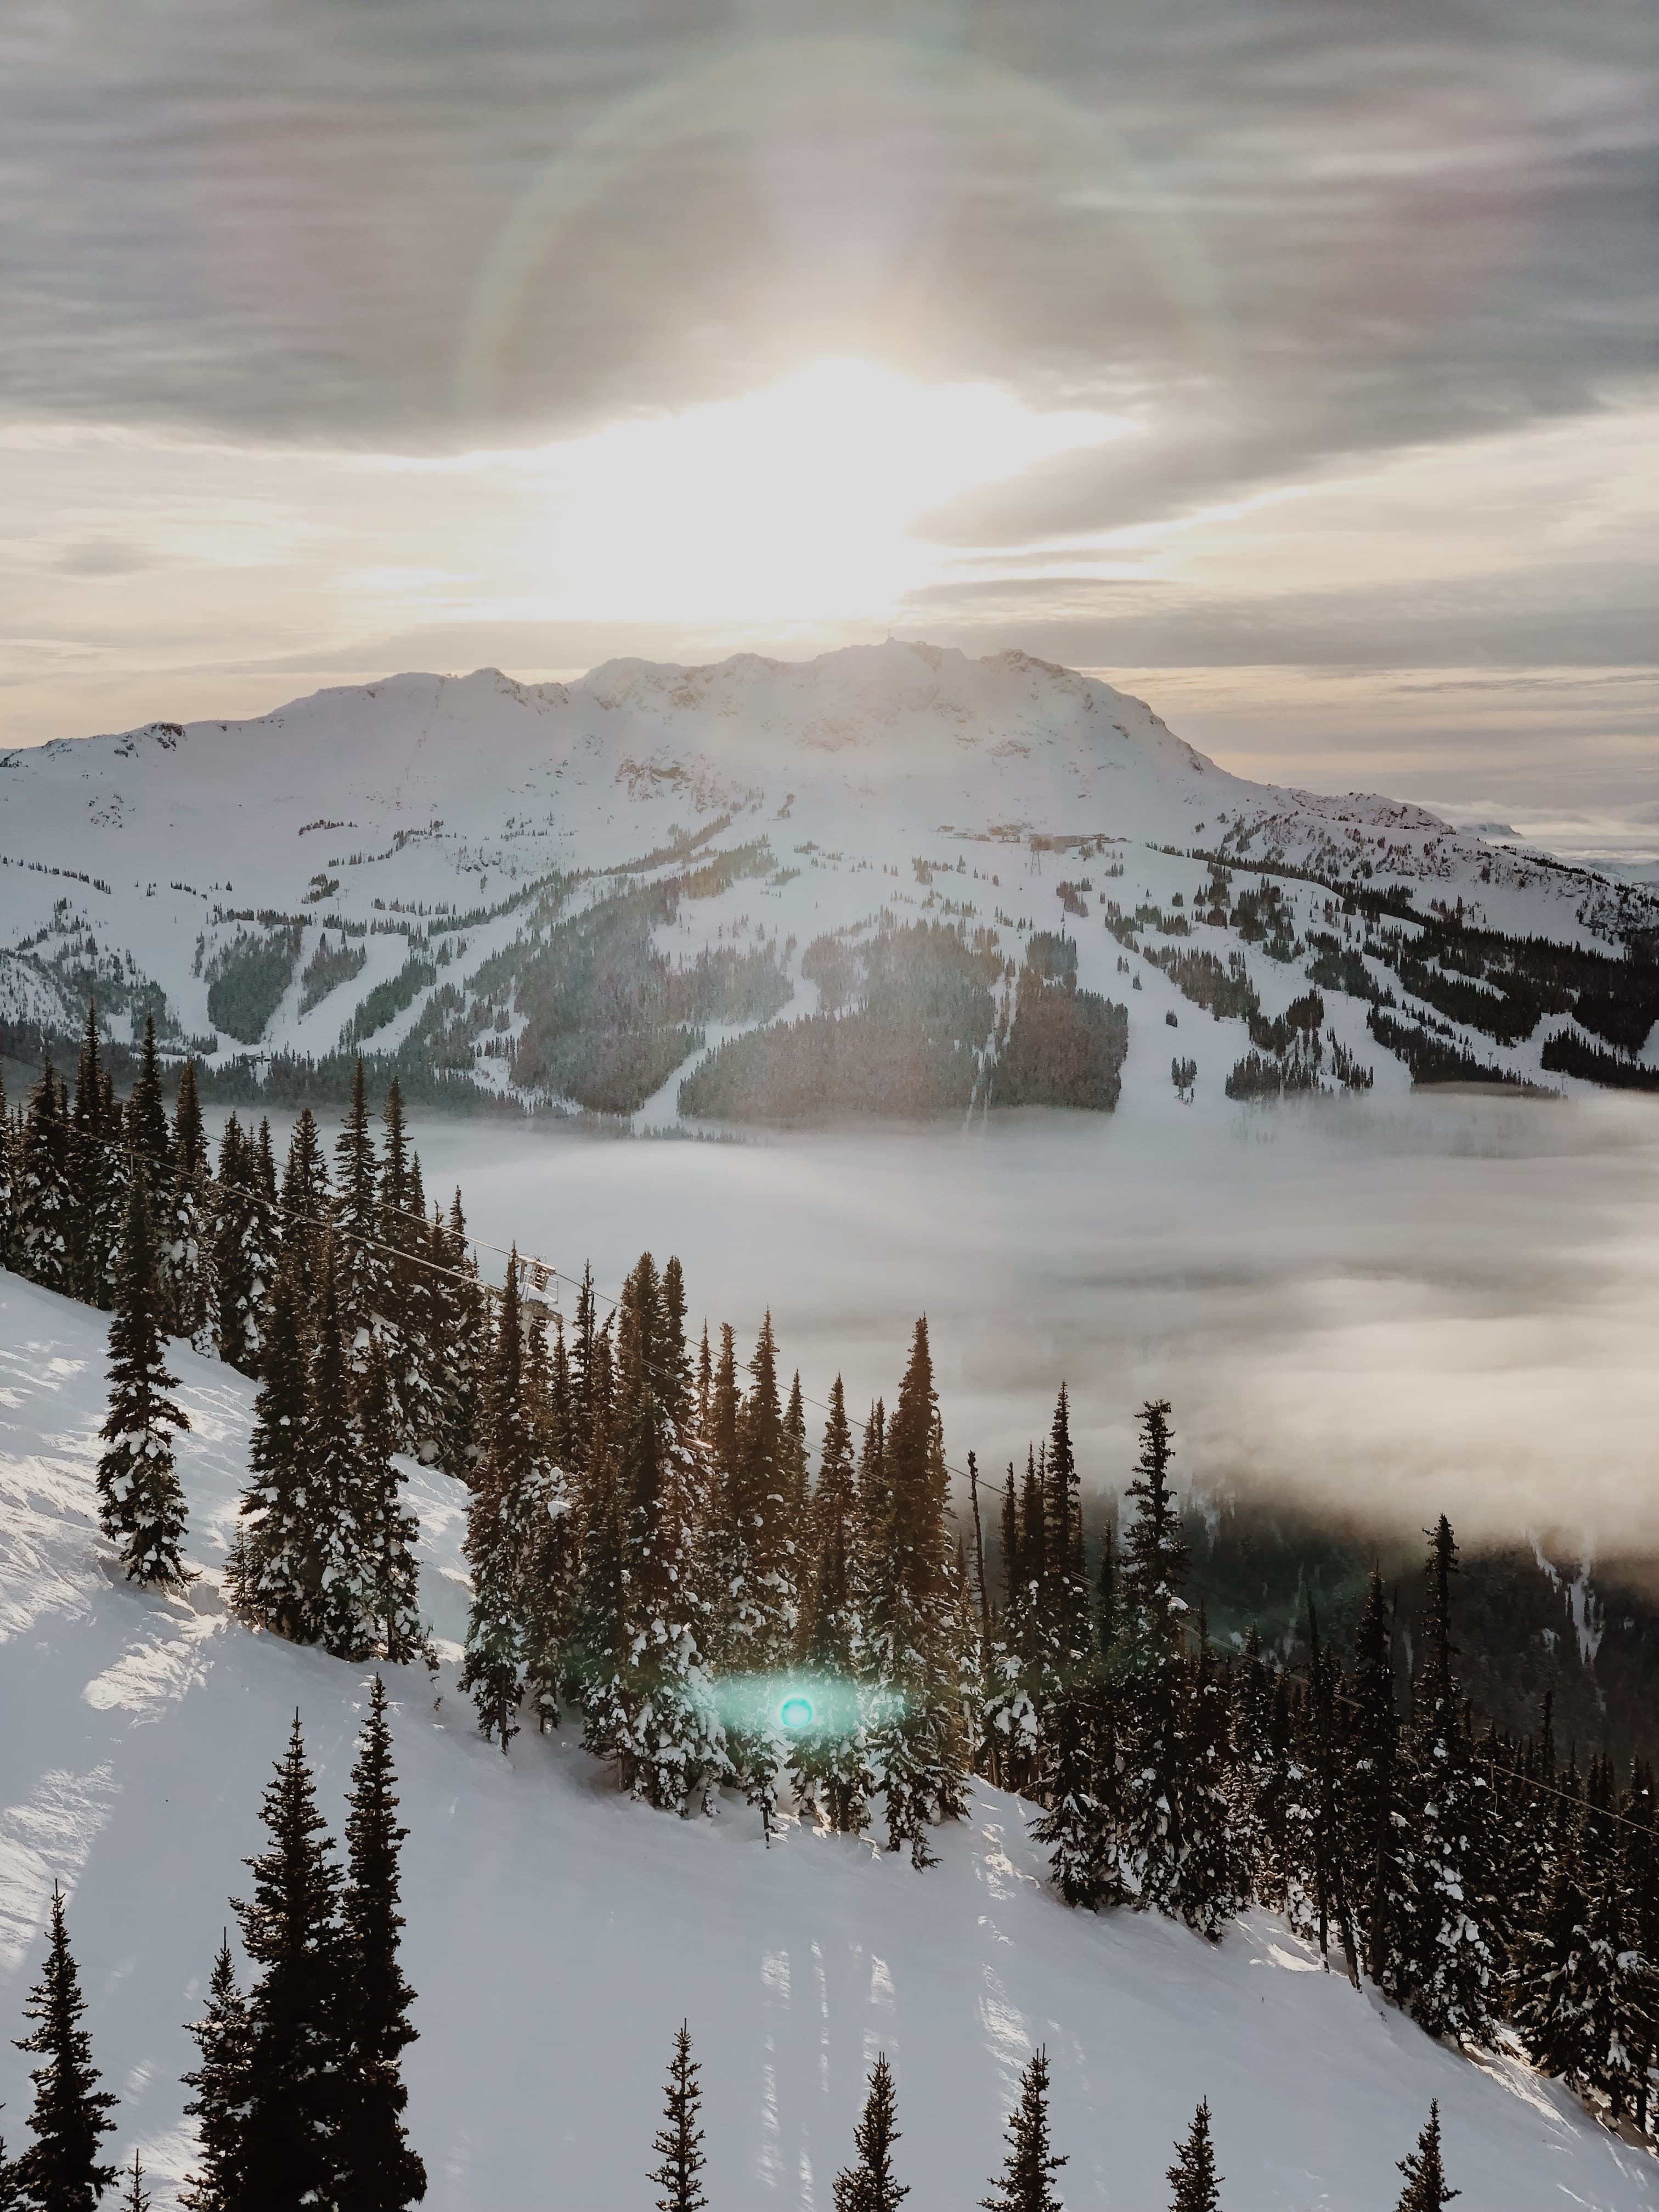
[778,1694,814,1731]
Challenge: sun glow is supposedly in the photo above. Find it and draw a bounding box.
[422,358,1130,628]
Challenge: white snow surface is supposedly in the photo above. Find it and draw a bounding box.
[0,1269,1653,2211]
[0,641,1648,1085]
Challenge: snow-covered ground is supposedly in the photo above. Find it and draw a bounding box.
[0,1269,1653,2211]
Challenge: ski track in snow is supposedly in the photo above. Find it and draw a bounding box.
[0,1273,1655,2209]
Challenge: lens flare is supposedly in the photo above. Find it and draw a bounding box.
[778,1694,815,1731]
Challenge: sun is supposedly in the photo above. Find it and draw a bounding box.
[470,357,1130,628]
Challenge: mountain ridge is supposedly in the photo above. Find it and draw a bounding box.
[1,641,1655,1112]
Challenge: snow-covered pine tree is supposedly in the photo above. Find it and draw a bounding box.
[979,2048,1066,2212]
[180,1937,251,2212]
[983,1463,1040,1794]
[1582,1836,1654,2123]
[1226,1626,1273,1898]
[311,1245,379,1661]
[68,1002,119,1309]
[1301,1600,1359,1979]
[1251,1671,1311,1925]
[357,1338,427,1666]
[232,1243,323,1642]
[375,1079,426,1442]
[337,1677,427,2212]
[96,1164,191,1587]
[1392,2102,1458,2212]
[1174,1617,1246,1940]
[160,1059,213,1350]
[1404,1517,1504,2047]
[736,1310,797,1663]
[1344,1568,1414,1999]
[124,1014,172,1220]
[833,2053,908,2212]
[12,1888,118,2212]
[1166,2100,1221,2212]
[211,1114,274,1376]
[517,1296,575,1733]
[648,2024,708,2212]
[633,1260,726,1815]
[278,1107,331,1296]
[429,1192,486,1479]
[232,1717,346,2212]
[1116,1400,1193,1916]
[1041,1385,1092,1692]
[15,1058,72,1293]
[790,1375,874,1835]
[866,1320,966,1867]
[460,1256,531,1748]
[332,1059,380,1345]
[0,1063,15,1273]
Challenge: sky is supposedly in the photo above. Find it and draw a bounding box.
[2,0,1655,852]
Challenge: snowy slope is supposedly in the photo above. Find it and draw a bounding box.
[0,1268,1652,2211]
[0,642,1651,1101]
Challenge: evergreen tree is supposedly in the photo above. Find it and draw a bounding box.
[95,1167,191,1588]
[337,1678,427,2212]
[609,1254,725,1815]
[310,1247,377,1660]
[1166,2100,1220,2212]
[1175,1620,1245,1940]
[1117,1400,1192,1915]
[357,1340,426,1666]
[332,1061,380,1344]
[1582,1839,1652,2121]
[160,1060,212,1348]
[431,1194,486,1480]
[649,2024,708,2212]
[0,1063,15,1273]
[278,1109,330,1293]
[116,2156,146,2212]
[211,1115,273,1376]
[179,1937,251,2212]
[68,1005,119,1310]
[1405,1519,1503,2047]
[983,1463,1040,1795]
[1393,2103,1458,2212]
[1303,1601,1358,1980]
[460,1258,530,1748]
[833,2054,907,2212]
[1345,1570,1414,2000]
[791,1376,874,1836]
[123,1017,172,1218]
[867,1319,966,1866]
[233,1716,345,2212]
[232,1245,323,1643]
[16,1060,72,1294]
[980,2049,1066,2212]
[12,1889,117,2212]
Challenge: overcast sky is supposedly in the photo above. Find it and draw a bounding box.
[3,0,1654,848]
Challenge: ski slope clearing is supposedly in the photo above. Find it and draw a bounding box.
[0,1269,1651,2210]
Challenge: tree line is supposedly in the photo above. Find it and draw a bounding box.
[0,1681,422,2212]
[646,2030,1457,2211]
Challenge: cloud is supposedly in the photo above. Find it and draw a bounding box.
[3,0,1654,486]
[52,540,152,576]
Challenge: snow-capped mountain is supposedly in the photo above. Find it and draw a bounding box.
[0,1266,1647,2212]
[1,642,1654,1112]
